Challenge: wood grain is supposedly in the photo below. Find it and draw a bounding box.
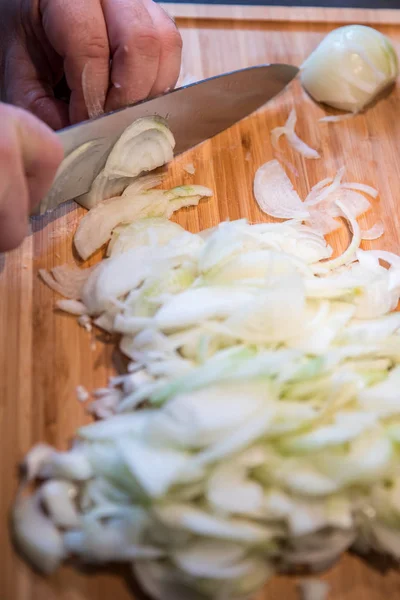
[2,8,400,600]
[161,3,400,24]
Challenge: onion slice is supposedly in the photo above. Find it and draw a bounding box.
[38,140,108,214]
[271,109,320,160]
[74,184,212,261]
[253,160,309,220]
[361,221,385,240]
[319,113,354,123]
[104,116,175,179]
[39,265,93,299]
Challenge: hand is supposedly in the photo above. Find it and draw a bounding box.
[0,0,182,130]
[0,103,63,252]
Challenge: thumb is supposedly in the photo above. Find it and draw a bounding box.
[3,41,69,130]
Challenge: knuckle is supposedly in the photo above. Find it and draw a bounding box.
[80,36,109,61]
[129,26,161,59]
[160,22,182,53]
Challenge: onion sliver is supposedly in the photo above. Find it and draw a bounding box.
[253,160,309,219]
[271,108,320,160]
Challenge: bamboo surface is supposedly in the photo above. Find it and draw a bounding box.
[2,6,400,600]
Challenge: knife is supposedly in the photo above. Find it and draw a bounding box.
[43,64,298,211]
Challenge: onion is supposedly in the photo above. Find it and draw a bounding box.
[39,265,93,299]
[76,171,135,210]
[74,183,211,261]
[12,492,66,574]
[301,25,399,113]
[57,299,88,315]
[297,579,330,600]
[39,140,109,214]
[104,116,175,179]
[319,113,354,123]
[271,108,320,159]
[183,163,196,175]
[253,160,309,219]
[361,221,385,240]
[26,115,400,600]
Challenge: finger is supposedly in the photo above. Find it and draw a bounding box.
[145,1,182,96]
[103,0,161,112]
[0,104,63,251]
[0,110,29,252]
[40,0,110,124]
[2,41,69,130]
[14,107,64,210]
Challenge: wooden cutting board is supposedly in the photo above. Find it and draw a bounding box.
[2,5,400,600]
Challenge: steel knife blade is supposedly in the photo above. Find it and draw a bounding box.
[44,64,298,210]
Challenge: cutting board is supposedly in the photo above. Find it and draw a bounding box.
[2,5,400,600]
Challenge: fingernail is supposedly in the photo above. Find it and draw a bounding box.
[164,87,171,93]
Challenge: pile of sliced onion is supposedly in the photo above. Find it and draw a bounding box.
[19,109,400,600]
[17,153,400,600]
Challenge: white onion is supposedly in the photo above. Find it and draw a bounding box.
[361,221,385,240]
[301,25,399,113]
[271,108,320,159]
[253,159,309,219]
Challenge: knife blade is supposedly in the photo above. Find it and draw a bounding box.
[45,64,298,210]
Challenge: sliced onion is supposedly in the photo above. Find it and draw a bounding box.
[74,184,211,261]
[253,160,309,219]
[271,108,320,160]
[76,171,134,210]
[12,492,66,574]
[78,171,164,211]
[361,221,385,241]
[312,199,362,272]
[57,299,88,315]
[104,116,175,179]
[39,265,93,299]
[183,163,196,175]
[297,579,330,600]
[342,182,378,198]
[39,140,108,214]
[306,210,341,235]
[319,113,354,123]
[40,480,80,528]
[76,385,90,402]
[20,444,55,483]
[305,167,345,208]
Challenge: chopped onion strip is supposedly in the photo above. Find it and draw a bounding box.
[319,113,354,123]
[361,222,385,241]
[253,160,309,219]
[39,266,93,299]
[312,200,362,272]
[271,109,320,160]
[342,182,378,199]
